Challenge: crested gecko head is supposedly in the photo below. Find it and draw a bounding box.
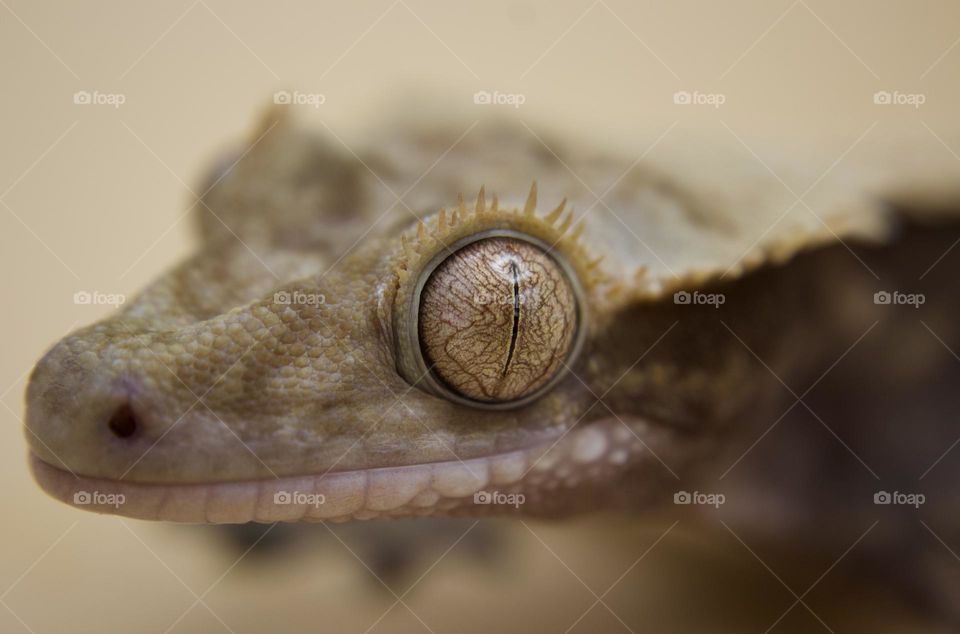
[24,109,905,523]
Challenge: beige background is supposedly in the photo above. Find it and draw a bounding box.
[2,1,959,632]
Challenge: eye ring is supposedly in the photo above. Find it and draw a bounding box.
[407,229,587,410]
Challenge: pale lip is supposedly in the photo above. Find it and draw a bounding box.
[28,418,642,524]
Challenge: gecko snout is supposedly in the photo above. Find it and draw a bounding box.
[24,331,166,476]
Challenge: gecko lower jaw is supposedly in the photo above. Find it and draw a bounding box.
[28,419,646,523]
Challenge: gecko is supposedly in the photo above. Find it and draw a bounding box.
[23,106,960,619]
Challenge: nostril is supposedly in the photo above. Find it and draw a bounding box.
[107,403,138,438]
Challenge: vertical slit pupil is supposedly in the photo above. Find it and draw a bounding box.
[503,260,521,376]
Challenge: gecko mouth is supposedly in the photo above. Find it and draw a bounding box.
[28,419,645,523]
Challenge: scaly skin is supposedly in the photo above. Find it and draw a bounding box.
[23,108,960,526]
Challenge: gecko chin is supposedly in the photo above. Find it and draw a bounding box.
[28,417,673,524]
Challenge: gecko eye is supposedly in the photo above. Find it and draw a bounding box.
[410,231,584,408]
